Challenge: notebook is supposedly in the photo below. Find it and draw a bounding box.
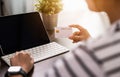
[0,12,69,66]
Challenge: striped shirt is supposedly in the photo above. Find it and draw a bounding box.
[45,20,120,77]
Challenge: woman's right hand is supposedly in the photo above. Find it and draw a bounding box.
[10,51,34,73]
[69,24,90,43]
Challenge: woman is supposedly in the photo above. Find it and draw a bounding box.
[8,0,120,77]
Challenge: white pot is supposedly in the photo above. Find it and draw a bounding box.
[41,13,58,30]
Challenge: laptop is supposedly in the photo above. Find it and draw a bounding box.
[0,12,69,66]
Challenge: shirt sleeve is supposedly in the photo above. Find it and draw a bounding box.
[45,45,106,77]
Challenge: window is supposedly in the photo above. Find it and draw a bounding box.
[59,0,110,38]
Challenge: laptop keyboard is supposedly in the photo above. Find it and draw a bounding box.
[1,42,69,66]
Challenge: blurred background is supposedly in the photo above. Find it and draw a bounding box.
[0,0,110,38]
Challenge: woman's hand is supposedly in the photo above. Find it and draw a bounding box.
[10,51,34,73]
[69,24,90,43]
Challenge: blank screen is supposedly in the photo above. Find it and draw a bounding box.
[0,12,50,56]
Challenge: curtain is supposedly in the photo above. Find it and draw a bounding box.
[3,0,35,16]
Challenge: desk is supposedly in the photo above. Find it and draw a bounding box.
[0,38,74,77]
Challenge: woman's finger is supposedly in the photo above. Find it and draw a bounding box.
[73,31,81,35]
[69,25,85,31]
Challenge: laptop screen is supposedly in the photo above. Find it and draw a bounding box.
[0,12,50,56]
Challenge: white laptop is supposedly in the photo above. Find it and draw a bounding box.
[0,12,69,66]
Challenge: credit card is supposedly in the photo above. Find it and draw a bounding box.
[55,27,72,38]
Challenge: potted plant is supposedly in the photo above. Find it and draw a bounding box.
[35,0,63,30]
